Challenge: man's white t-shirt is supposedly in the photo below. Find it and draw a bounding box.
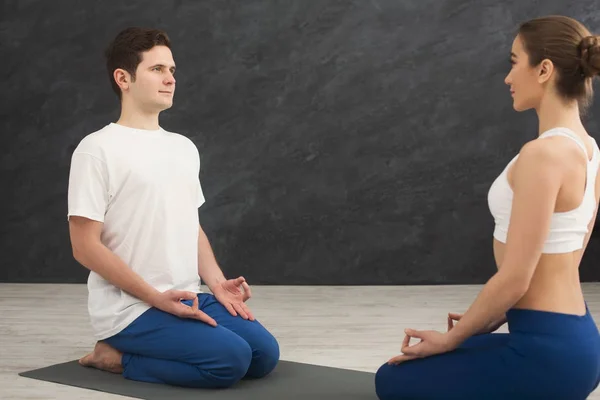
[67,122,205,340]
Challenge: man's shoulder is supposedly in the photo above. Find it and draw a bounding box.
[162,128,201,154]
[72,124,118,155]
[162,128,197,143]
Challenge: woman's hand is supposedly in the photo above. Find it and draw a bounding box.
[387,328,458,365]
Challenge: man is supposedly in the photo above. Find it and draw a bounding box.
[67,27,279,388]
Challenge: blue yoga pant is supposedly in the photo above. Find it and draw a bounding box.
[375,306,600,400]
[103,293,280,388]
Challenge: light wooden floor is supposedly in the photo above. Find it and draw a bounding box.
[2,283,600,399]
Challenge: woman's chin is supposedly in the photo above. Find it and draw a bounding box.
[512,100,528,112]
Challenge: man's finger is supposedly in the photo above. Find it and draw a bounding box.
[178,299,197,318]
[233,303,249,320]
[184,296,202,318]
[224,302,237,317]
[241,282,252,301]
[243,303,255,321]
[177,296,197,318]
[240,303,254,321]
[196,310,217,327]
[173,290,197,301]
[234,276,246,286]
[447,315,454,331]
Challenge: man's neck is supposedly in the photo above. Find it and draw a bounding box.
[116,103,161,131]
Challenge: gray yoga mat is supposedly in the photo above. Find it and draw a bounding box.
[19,359,378,399]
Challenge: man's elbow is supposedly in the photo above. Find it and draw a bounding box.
[70,236,100,265]
[71,242,88,264]
[68,216,103,264]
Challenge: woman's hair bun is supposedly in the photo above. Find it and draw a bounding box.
[580,35,600,78]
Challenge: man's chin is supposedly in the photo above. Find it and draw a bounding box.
[157,100,174,111]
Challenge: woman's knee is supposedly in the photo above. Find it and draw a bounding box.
[375,363,402,400]
[375,362,425,400]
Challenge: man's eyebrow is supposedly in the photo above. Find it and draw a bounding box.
[150,64,176,70]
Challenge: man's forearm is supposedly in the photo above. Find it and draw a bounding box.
[447,271,526,346]
[197,226,226,292]
[74,242,161,306]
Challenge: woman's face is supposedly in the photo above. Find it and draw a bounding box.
[504,35,546,112]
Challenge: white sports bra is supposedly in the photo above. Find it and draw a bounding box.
[488,127,600,254]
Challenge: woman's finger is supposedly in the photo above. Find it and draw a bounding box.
[387,354,419,365]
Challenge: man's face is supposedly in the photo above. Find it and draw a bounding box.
[121,45,176,112]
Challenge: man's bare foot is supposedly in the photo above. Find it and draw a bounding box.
[79,341,124,374]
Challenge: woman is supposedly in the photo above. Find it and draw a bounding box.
[375,15,600,400]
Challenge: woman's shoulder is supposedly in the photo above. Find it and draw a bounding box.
[511,139,567,185]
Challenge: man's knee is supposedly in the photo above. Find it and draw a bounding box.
[246,330,280,379]
[199,338,253,388]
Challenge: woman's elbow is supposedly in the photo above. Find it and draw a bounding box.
[498,269,532,300]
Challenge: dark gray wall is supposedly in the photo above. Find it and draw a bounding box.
[2,0,600,284]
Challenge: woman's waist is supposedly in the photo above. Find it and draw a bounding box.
[506,304,598,338]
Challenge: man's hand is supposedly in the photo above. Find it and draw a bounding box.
[212,276,254,321]
[151,290,217,327]
[447,312,506,335]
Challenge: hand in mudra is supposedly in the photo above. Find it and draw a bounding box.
[153,289,217,327]
[213,276,254,321]
[387,328,456,364]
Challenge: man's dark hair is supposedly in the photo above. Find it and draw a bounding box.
[104,27,171,99]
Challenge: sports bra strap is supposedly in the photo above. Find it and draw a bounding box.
[539,128,590,161]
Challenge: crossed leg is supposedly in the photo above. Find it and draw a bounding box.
[375,332,595,400]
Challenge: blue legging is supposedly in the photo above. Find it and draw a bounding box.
[103,293,280,388]
[375,306,600,400]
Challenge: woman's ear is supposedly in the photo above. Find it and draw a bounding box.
[537,59,554,84]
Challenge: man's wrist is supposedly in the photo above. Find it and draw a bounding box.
[206,276,226,293]
[143,287,163,308]
[210,283,224,293]
[198,261,226,292]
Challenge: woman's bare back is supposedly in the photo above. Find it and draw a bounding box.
[494,131,600,317]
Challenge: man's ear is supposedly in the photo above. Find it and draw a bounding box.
[114,68,132,92]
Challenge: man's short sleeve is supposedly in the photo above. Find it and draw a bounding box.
[192,142,206,209]
[197,179,205,208]
[67,152,109,222]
